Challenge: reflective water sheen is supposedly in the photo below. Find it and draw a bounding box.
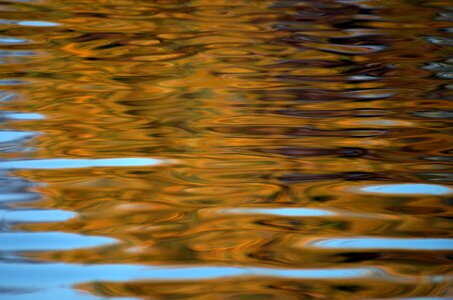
[0,0,452,299]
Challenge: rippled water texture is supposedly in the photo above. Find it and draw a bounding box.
[0,0,452,299]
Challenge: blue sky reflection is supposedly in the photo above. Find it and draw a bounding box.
[0,263,375,288]
[0,232,117,251]
[2,209,76,223]
[309,237,453,250]
[0,158,168,170]
[354,183,452,195]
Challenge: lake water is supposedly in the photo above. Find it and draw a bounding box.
[0,0,452,299]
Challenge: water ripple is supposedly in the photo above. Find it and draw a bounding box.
[351,183,453,196]
[305,237,453,251]
[0,232,117,251]
[0,158,170,170]
[0,0,451,298]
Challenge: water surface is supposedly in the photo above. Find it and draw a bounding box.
[0,0,452,299]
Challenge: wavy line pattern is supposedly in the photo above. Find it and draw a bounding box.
[0,0,452,299]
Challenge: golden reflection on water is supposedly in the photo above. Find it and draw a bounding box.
[0,0,452,299]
